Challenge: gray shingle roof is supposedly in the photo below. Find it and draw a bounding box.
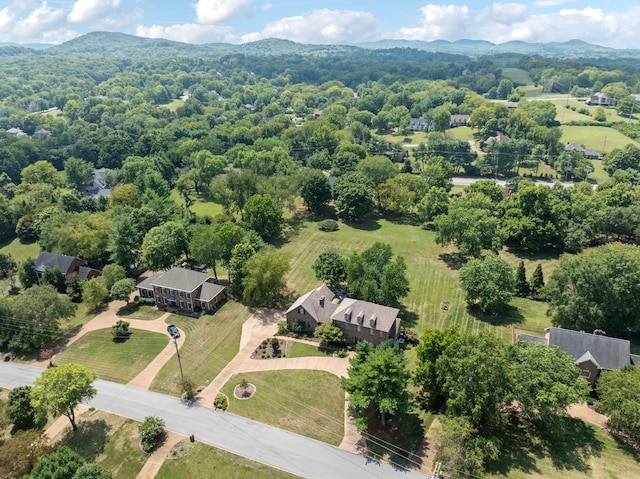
[137,272,163,291]
[198,281,226,301]
[517,333,548,344]
[34,252,80,275]
[286,285,399,333]
[546,327,632,371]
[149,267,213,293]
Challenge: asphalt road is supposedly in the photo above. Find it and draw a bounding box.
[0,362,429,479]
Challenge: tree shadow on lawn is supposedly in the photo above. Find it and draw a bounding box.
[486,416,604,476]
[504,245,563,262]
[438,253,468,271]
[398,306,419,329]
[346,217,381,231]
[58,418,112,462]
[466,304,525,327]
[365,411,426,470]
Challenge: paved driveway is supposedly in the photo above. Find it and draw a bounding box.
[0,362,428,479]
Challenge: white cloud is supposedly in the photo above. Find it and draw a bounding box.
[531,0,574,6]
[393,3,640,49]
[136,23,237,44]
[0,7,14,29]
[262,3,272,11]
[194,0,253,24]
[242,9,381,44]
[68,0,121,24]
[397,5,472,41]
[487,3,530,25]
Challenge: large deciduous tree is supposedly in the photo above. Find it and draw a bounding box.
[64,157,94,192]
[31,363,97,431]
[341,340,410,429]
[242,249,290,307]
[332,172,374,221]
[435,207,504,257]
[243,194,284,241]
[546,243,640,336]
[346,242,409,307]
[30,447,85,479]
[312,250,347,290]
[597,365,640,444]
[459,255,515,313]
[298,169,332,213]
[1,285,76,351]
[141,221,189,271]
[7,385,36,430]
[508,341,589,421]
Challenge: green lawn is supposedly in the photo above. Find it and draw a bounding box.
[588,159,609,185]
[382,132,429,144]
[280,216,549,342]
[55,329,168,383]
[445,126,475,141]
[485,418,640,479]
[56,410,147,479]
[285,341,334,358]
[560,125,640,154]
[160,99,184,112]
[150,300,251,396]
[156,442,303,479]
[220,370,344,446]
[502,68,532,85]
[190,198,224,218]
[0,237,40,263]
[116,303,164,320]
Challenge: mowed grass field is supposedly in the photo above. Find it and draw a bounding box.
[151,300,251,396]
[55,328,169,383]
[280,215,550,342]
[560,125,640,154]
[220,370,345,446]
[156,442,303,479]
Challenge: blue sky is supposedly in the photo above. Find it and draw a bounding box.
[1,1,639,48]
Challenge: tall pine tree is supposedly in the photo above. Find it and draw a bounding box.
[515,261,530,298]
[529,263,545,300]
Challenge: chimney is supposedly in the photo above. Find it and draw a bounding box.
[320,295,325,307]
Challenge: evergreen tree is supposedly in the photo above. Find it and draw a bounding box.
[529,263,545,300]
[515,261,530,298]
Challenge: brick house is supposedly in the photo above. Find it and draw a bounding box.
[286,285,401,346]
[518,327,640,386]
[34,251,101,282]
[136,267,226,313]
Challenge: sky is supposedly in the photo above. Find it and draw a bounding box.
[1,1,639,49]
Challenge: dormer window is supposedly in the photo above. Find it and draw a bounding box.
[369,314,377,328]
[344,308,352,322]
[356,311,364,325]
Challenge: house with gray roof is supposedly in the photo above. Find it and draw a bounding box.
[136,267,226,313]
[518,327,638,386]
[564,143,602,160]
[408,117,432,132]
[83,168,111,199]
[586,92,613,106]
[286,285,401,346]
[34,251,101,283]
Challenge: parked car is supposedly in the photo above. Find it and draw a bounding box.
[167,324,180,339]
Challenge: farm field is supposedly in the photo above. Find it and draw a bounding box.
[150,301,251,396]
[501,68,532,85]
[220,370,345,446]
[55,328,169,383]
[156,442,303,479]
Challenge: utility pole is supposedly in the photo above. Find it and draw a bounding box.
[173,337,184,383]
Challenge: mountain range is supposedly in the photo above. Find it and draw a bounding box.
[2,32,639,60]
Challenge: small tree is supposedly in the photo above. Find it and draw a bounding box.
[139,416,165,453]
[314,322,345,346]
[110,278,136,303]
[0,252,17,280]
[31,363,97,431]
[111,320,132,341]
[529,263,545,300]
[180,378,196,401]
[7,385,36,429]
[514,261,530,298]
[82,278,109,311]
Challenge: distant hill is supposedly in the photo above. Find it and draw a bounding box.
[3,32,640,60]
[0,41,52,50]
[354,38,634,59]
